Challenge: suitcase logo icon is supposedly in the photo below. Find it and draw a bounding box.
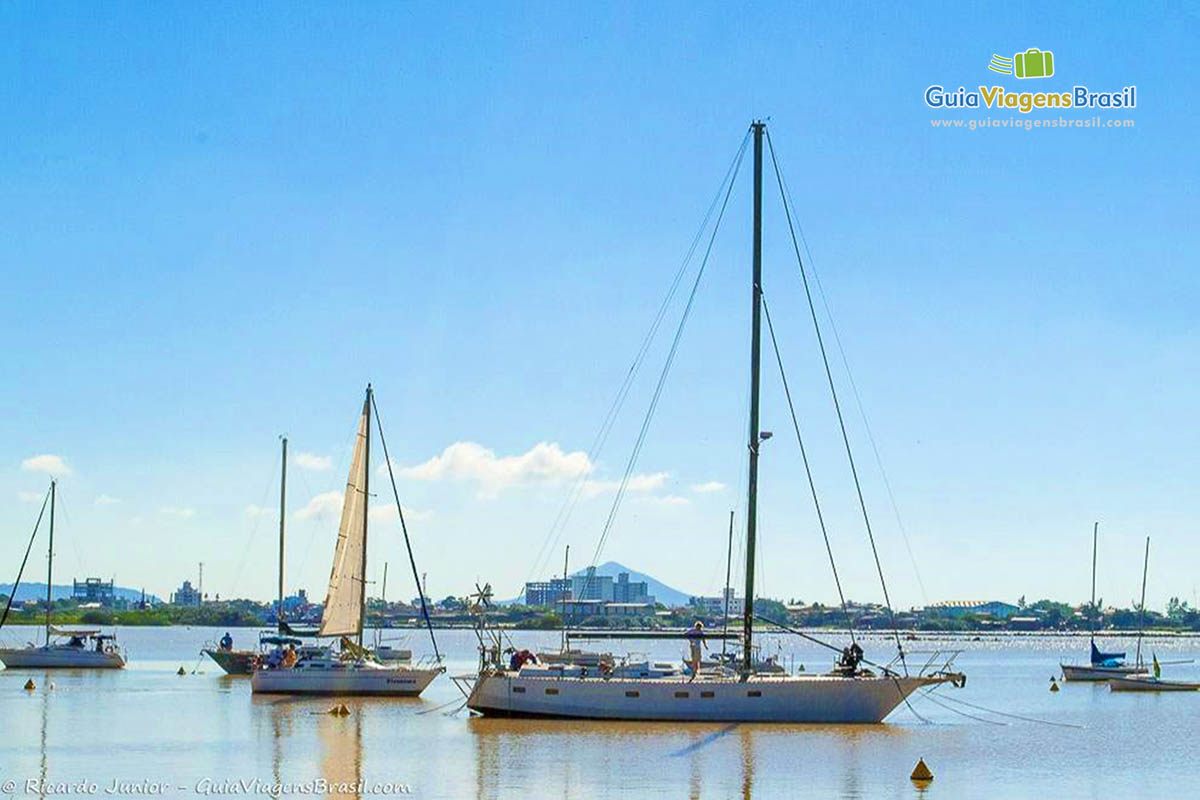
[988,48,1055,79]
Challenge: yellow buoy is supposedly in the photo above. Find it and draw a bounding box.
[1050,679,1060,692]
[177,666,186,676]
[328,703,350,716]
[911,758,933,782]
[24,678,36,691]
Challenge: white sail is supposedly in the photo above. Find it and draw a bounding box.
[319,398,369,637]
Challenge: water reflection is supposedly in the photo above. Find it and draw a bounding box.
[252,695,368,799]
[467,718,761,799]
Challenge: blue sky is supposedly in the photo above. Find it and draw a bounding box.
[2,2,1197,612]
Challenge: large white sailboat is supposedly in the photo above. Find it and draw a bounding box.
[251,385,444,696]
[458,121,964,723]
[0,481,126,670]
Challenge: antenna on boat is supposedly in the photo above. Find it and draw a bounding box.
[742,120,765,675]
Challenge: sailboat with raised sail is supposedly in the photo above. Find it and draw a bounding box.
[456,121,964,723]
[1060,523,1147,681]
[0,481,126,669]
[251,385,444,695]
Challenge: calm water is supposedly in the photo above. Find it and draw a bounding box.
[2,626,1199,799]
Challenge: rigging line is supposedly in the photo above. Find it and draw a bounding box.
[762,295,856,643]
[918,691,1006,725]
[371,393,441,662]
[0,487,51,633]
[528,129,754,586]
[589,134,749,571]
[227,446,280,599]
[752,615,897,675]
[923,687,1084,729]
[769,145,928,605]
[764,129,906,671]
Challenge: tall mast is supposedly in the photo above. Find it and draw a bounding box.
[45,479,56,645]
[1135,536,1149,666]
[723,510,734,658]
[742,120,765,674]
[1089,521,1098,645]
[360,384,372,646]
[278,436,287,630]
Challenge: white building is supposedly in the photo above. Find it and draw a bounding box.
[690,588,744,618]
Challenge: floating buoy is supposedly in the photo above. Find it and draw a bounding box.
[48,682,56,690]
[910,758,933,782]
[177,666,186,676]
[327,703,350,716]
[23,678,36,691]
[1050,679,1060,692]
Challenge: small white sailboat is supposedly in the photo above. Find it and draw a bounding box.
[1106,543,1198,692]
[251,385,443,696]
[0,481,126,670]
[1061,524,1147,681]
[458,121,964,723]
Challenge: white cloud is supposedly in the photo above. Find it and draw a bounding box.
[18,490,44,503]
[656,495,690,506]
[397,441,592,497]
[295,491,343,521]
[690,481,726,493]
[295,452,332,471]
[368,504,434,523]
[580,471,670,498]
[245,504,275,519]
[159,506,196,518]
[21,454,71,475]
[94,494,121,506]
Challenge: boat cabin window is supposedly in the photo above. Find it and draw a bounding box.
[512,686,526,693]
[747,690,762,698]
[701,691,715,698]
[545,688,559,695]
[674,691,689,698]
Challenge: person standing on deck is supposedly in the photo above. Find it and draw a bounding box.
[685,621,707,681]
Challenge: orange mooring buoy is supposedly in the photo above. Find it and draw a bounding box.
[911,758,933,782]
[24,678,36,691]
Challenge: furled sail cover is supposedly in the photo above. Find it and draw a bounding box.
[1091,641,1126,665]
[319,398,369,637]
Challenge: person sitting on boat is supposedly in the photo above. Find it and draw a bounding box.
[219,632,234,652]
[281,644,298,669]
[264,647,284,669]
[508,649,538,671]
[835,642,864,676]
[685,621,707,681]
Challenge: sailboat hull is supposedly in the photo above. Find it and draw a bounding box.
[250,665,441,696]
[464,671,949,723]
[1108,676,1200,692]
[203,648,256,675]
[0,646,125,669]
[1060,663,1147,681]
